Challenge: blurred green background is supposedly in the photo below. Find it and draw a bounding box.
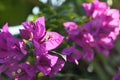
[0,0,120,80]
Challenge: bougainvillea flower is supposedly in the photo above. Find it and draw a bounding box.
[0,23,26,61]
[5,62,36,80]
[21,16,64,55]
[36,53,58,76]
[62,46,82,64]
[20,16,45,40]
[82,0,109,18]
[0,23,27,74]
[20,16,64,77]
[64,22,94,47]
[64,22,94,61]
[82,8,120,56]
[104,9,120,41]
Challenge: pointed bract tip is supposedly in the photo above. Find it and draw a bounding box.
[35,16,45,27]
[1,23,9,32]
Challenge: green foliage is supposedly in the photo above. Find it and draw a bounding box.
[0,0,35,26]
[0,0,120,80]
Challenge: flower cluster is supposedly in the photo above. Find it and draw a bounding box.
[0,0,120,80]
[63,0,120,62]
[0,16,65,80]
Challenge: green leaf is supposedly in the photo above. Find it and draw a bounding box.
[49,51,67,61]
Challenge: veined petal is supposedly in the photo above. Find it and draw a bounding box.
[44,32,64,50]
[35,16,45,27]
[22,16,46,39]
[82,3,92,16]
[34,16,46,39]
[33,39,47,55]
[22,22,33,30]
[36,54,58,75]
[46,54,58,67]
[33,22,46,39]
